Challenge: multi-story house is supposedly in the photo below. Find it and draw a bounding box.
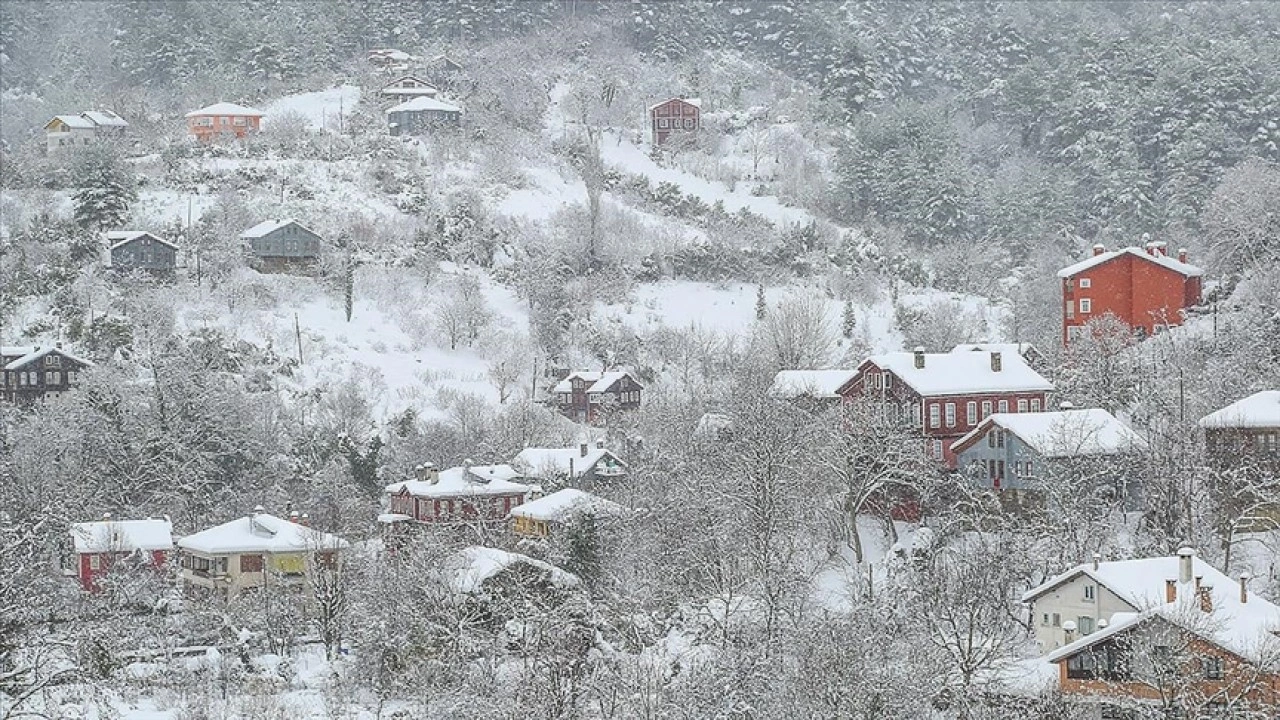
[648,97,701,146]
[107,231,178,274]
[1,344,93,404]
[239,219,323,272]
[176,508,347,597]
[1058,242,1203,346]
[379,75,439,102]
[68,516,173,592]
[551,371,643,425]
[383,462,536,527]
[509,489,624,539]
[185,102,265,142]
[844,348,1054,467]
[512,440,627,488]
[43,110,128,154]
[949,406,1146,495]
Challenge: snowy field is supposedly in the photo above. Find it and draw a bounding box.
[263,84,362,131]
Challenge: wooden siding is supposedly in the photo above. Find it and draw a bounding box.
[111,235,177,271]
[387,108,462,136]
[249,223,322,259]
[0,350,91,404]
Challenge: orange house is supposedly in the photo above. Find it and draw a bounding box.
[185,102,265,142]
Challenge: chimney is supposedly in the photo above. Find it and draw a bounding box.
[913,346,925,369]
[1097,618,1108,630]
[596,438,605,449]
[1059,400,1075,410]
[56,341,63,349]
[1177,547,1194,584]
[1091,552,1101,571]
[990,351,1002,373]
[1240,574,1250,604]
[580,441,589,458]
[102,512,112,521]
[289,510,300,524]
[1154,241,1168,256]
[300,513,310,527]
[1166,579,1177,603]
[1145,240,1158,256]
[1062,620,1077,643]
[1177,248,1188,264]
[1092,244,1105,257]
[1197,585,1213,613]
[252,504,265,516]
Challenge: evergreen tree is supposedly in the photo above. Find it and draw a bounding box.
[72,149,137,231]
[755,284,767,321]
[842,300,856,339]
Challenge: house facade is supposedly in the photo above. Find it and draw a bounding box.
[107,231,178,273]
[380,75,439,102]
[551,371,643,424]
[44,110,128,154]
[512,441,627,488]
[1057,243,1204,346]
[843,349,1054,467]
[509,488,624,539]
[1199,391,1280,471]
[68,517,173,592]
[382,462,535,527]
[649,98,701,146]
[176,508,347,597]
[386,96,463,136]
[239,219,323,271]
[1,345,93,404]
[185,102,265,142]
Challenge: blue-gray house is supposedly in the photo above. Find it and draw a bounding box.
[107,231,178,274]
[240,219,322,272]
[386,96,463,136]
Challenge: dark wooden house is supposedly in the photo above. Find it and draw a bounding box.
[649,97,701,146]
[551,371,643,425]
[107,231,177,274]
[239,219,322,272]
[385,96,463,136]
[1,344,93,404]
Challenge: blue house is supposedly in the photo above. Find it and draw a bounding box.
[239,219,322,272]
[107,231,178,274]
[386,96,462,136]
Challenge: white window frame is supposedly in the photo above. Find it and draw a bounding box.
[1079,298,1092,314]
[1065,300,1074,319]
[981,400,992,419]
[929,403,941,429]
[944,403,956,428]
[1079,278,1091,289]
[998,400,1009,413]
[966,401,977,425]
[1030,398,1041,412]
[1017,399,1028,413]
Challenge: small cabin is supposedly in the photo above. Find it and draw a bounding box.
[649,98,701,146]
[239,219,322,272]
[107,231,177,273]
[386,96,463,136]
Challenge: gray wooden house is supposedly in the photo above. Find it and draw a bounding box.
[239,219,322,272]
[386,96,462,136]
[107,231,177,274]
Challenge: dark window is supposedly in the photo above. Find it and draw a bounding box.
[240,554,264,572]
[1202,656,1225,681]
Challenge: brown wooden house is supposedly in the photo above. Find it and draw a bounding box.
[649,97,701,146]
[551,371,643,425]
[1,344,93,404]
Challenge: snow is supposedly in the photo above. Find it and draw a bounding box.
[71,518,173,553]
[551,370,636,394]
[647,97,701,111]
[3,344,94,371]
[1056,246,1204,278]
[769,369,858,399]
[1198,390,1280,429]
[263,85,360,131]
[238,218,315,239]
[512,446,626,480]
[106,230,178,250]
[385,96,463,114]
[384,463,535,498]
[447,546,580,594]
[507,488,624,523]
[50,113,96,129]
[177,512,349,555]
[864,350,1053,396]
[81,110,128,127]
[184,102,266,118]
[952,342,1038,357]
[950,409,1147,458]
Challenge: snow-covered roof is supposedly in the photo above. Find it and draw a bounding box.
[1,346,37,358]
[508,489,624,523]
[177,512,349,555]
[380,76,438,95]
[71,518,173,554]
[48,114,96,130]
[862,350,1053,397]
[106,230,177,251]
[769,369,858,399]
[446,546,579,594]
[513,447,626,480]
[385,96,463,114]
[1198,391,1280,430]
[384,464,534,499]
[950,409,1147,458]
[238,218,319,239]
[3,345,94,371]
[551,370,638,394]
[1056,246,1204,278]
[951,342,1039,357]
[81,110,128,127]
[369,48,414,61]
[185,102,266,118]
[647,97,702,112]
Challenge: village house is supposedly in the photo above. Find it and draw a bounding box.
[239,219,323,272]
[385,96,463,136]
[67,516,173,592]
[1,344,93,404]
[382,462,537,528]
[1057,242,1204,346]
[185,102,265,142]
[43,110,128,154]
[551,370,643,425]
[949,405,1147,496]
[512,440,627,488]
[368,48,416,71]
[951,342,1046,371]
[509,488,625,539]
[649,97,701,146]
[176,507,347,597]
[769,369,860,406]
[379,75,439,102]
[107,231,178,274]
[1031,550,1280,716]
[845,348,1054,467]
[1199,391,1280,470]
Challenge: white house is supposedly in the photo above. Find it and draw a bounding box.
[44,110,129,153]
[508,488,625,538]
[511,440,627,486]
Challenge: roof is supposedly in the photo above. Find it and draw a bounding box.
[380,76,438,95]
[1198,391,1280,430]
[384,463,534,498]
[950,409,1147,458]
[1056,246,1204,279]
[71,519,173,553]
[1,346,37,358]
[446,546,579,594]
[769,370,858,399]
[551,370,640,394]
[385,96,463,114]
[647,97,702,112]
[177,512,349,555]
[862,350,1053,397]
[508,489,624,523]
[369,48,414,61]
[3,345,94,371]
[48,114,96,130]
[106,230,178,251]
[238,219,319,239]
[185,102,265,118]
[513,447,626,480]
[81,110,128,127]
[951,342,1039,357]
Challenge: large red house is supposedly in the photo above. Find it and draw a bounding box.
[648,97,701,146]
[843,348,1055,468]
[381,462,536,528]
[1057,242,1203,346]
[69,517,173,592]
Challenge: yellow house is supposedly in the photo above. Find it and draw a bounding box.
[508,489,624,538]
[176,507,348,597]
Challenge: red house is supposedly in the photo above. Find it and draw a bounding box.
[843,348,1055,468]
[185,102,265,142]
[69,516,173,592]
[1057,242,1203,346]
[648,97,701,146]
[551,370,643,425]
[381,462,536,528]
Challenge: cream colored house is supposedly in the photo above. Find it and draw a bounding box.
[176,508,348,597]
[44,110,128,153]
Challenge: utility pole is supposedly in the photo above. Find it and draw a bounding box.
[294,313,304,366]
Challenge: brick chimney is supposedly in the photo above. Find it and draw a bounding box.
[1240,574,1250,604]
[990,351,1002,373]
[1145,241,1158,256]
[1197,584,1213,613]
[1062,620,1077,644]
[1154,241,1168,256]
[596,438,605,449]
[300,512,310,527]
[913,346,925,369]
[1177,248,1188,264]
[1166,579,1177,603]
[289,510,300,524]
[1092,244,1105,257]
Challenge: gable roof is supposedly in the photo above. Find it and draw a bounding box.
[46,114,97,130]
[384,463,534,498]
[1057,246,1204,279]
[551,370,641,394]
[106,230,178,251]
[769,370,859,399]
[71,518,172,553]
[385,96,463,114]
[81,110,128,127]
[3,345,94,371]
[513,446,626,480]
[380,76,438,95]
[509,489,624,523]
[177,512,348,555]
[1198,391,1280,430]
[648,97,702,112]
[445,546,578,594]
[950,409,1147,458]
[185,102,265,118]
[951,342,1039,358]
[239,218,320,240]
[861,350,1053,397]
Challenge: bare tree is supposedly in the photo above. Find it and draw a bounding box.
[755,293,836,370]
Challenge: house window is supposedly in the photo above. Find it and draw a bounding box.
[1042,613,1049,626]
[1203,656,1224,681]
[1030,399,1041,412]
[683,118,695,129]
[1079,616,1095,634]
[944,403,956,428]
[1084,585,1095,602]
[966,401,977,425]
[89,555,100,570]
[883,373,892,389]
[996,459,1005,478]
[240,554,264,573]
[657,118,668,129]
[981,400,992,418]
[232,116,247,126]
[932,440,943,458]
[1079,298,1092,314]
[911,403,922,426]
[1025,461,1033,475]
[998,400,1009,413]
[1052,613,1060,627]
[45,371,60,385]
[929,404,940,429]
[1079,278,1091,289]
[987,432,996,448]
[1066,301,1074,319]
[1017,399,1028,413]
[996,431,1005,448]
